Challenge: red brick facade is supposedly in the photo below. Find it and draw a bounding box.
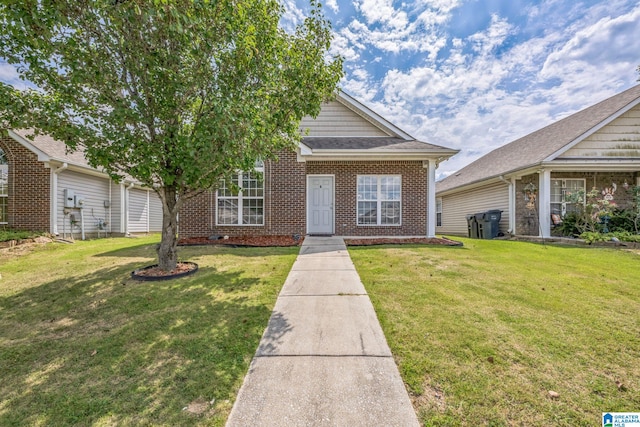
[0,135,51,231]
[179,149,429,238]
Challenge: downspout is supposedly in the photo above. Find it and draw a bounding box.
[51,162,68,235]
[125,182,134,236]
[498,175,514,235]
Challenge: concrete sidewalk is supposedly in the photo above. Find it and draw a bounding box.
[226,236,419,426]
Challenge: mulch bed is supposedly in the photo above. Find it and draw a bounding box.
[178,235,462,247]
[178,235,304,247]
[344,237,463,246]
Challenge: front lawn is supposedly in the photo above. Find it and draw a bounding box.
[348,238,640,426]
[0,236,298,426]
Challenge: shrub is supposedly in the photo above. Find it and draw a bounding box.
[0,229,45,242]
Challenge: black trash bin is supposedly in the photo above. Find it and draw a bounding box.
[466,214,479,238]
[477,210,502,239]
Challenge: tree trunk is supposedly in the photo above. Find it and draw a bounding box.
[157,186,180,271]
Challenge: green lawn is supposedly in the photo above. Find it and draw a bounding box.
[0,236,298,426]
[348,238,640,427]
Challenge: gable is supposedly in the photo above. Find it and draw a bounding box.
[300,100,390,137]
[559,104,640,159]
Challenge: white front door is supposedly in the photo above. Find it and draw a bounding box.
[307,175,334,235]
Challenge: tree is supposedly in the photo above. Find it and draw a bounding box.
[0,0,342,270]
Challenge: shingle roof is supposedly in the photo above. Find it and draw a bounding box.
[303,136,456,152]
[11,129,91,168]
[437,84,640,193]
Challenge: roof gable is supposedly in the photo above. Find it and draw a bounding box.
[557,103,640,159]
[437,84,640,193]
[300,92,413,139]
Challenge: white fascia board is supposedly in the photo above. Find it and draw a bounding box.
[8,129,51,162]
[541,159,640,171]
[543,97,640,162]
[298,141,313,155]
[337,92,414,140]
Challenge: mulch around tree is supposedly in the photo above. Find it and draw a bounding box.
[178,235,462,247]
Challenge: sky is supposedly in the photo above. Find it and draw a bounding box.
[2,1,639,180]
[285,0,640,179]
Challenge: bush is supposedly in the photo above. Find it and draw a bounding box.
[0,229,45,242]
[559,212,581,236]
[580,231,640,244]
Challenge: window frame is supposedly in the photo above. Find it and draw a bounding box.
[436,197,442,227]
[356,175,402,226]
[216,170,264,226]
[550,178,586,217]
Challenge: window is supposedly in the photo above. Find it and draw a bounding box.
[0,149,7,224]
[357,175,401,225]
[217,171,264,225]
[436,198,442,227]
[551,179,585,217]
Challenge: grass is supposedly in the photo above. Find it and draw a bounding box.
[348,238,640,426]
[0,235,298,426]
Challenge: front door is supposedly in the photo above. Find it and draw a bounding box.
[307,175,334,235]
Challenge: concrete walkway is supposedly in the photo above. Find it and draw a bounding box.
[226,236,419,426]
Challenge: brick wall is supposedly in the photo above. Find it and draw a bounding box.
[515,174,539,236]
[306,160,427,236]
[0,135,51,231]
[179,150,428,238]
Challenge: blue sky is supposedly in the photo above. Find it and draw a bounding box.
[285,0,640,178]
[2,1,639,180]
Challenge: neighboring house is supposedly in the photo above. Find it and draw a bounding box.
[179,92,459,239]
[436,84,640,238]
[0,129,162,238]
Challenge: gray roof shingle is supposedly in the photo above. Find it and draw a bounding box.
[437,84,640,193]
[12,129,91,168]
[303,136,456,152]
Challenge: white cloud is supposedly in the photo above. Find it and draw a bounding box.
[337,2,640,180]
[325,0,339,14]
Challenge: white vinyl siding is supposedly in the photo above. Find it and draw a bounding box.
[57,170,111,237]
[437,183,509,236]
[148,191,163,232]
[561,104,640,158]
[300,100,389,137]
[128,188,150,233]
[357,175,401,226]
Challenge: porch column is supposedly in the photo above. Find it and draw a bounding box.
[426,159,437,238]
[538,169,551,238]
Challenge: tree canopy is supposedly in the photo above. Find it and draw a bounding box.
[0,0,343,270]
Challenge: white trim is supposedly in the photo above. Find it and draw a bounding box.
[215,171,265,226]
[539,170,552,238]
[306,174,335,235]
[427,159,436,237]
[356,174,402,227]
